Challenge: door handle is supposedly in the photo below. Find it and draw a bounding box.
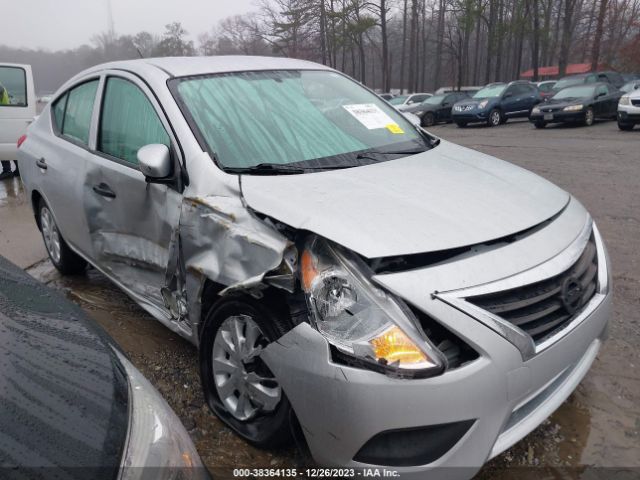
[36,158,47,170]
[92,182,116,199]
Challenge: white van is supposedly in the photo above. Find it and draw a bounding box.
[0,63,36,173]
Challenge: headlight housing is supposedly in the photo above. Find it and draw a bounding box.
[531,107,541,114]
[478,100,489,109]
[300,237,445,375]
[619,95,631,106]
[115,350,209,480]
[563,104,584,112]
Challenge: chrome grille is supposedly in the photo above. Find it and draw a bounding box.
[631,99,640,106]
[466,235,598,344]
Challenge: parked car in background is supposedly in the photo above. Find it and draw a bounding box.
[552,73,599,93]
[536,80,556,99]
[596,71,625,89]
[452,81,541,127]
[0,63,36,171]
[18,56,612,478]
[0,255,208,478]
[620,80,640,93]
[378,93,395,101]
[617,88,640,130]
[403,91,469,126]
[389,92,432,110]
[622,73,640,82]
[529,83,621,128]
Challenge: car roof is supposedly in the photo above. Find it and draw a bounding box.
[80,55,332,79]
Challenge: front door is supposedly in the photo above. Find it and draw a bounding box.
[84,73,183,311]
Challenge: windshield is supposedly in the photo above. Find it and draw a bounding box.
[554,77,583,91]
[552,85,595,99]
[422,94,447,105]
[473,84,506,98]
[388,95,409,105]
[174,70,429,172]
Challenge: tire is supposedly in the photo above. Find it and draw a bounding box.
[618,121,634,131]
[422,112,435,127]
[199,296,293,448]
[584,107,595,126]
[38,199,87,275]
[534,121,547,129]
[455,121,467,128]
[488,108,502,127]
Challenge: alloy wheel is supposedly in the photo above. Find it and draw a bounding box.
[585,108,594,126]
[40,206,61,264]
[212,314,282,421]
[490,110,501,126]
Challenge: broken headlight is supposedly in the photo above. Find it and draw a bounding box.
[300,236,444,374]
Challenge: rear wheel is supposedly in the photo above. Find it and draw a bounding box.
[200,297,293,447]
[488,109,502,127]
[618,121,634,131]
[38,200,87,275]
[422,112,435,127]
[534,121,547,129]
[583,107,595,126]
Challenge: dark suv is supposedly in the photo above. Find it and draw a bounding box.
[452,81,541,127]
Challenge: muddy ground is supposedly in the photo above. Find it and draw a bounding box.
[0,117,638,478]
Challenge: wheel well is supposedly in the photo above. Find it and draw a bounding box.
[199,278,295,342]
[31,190,43,229]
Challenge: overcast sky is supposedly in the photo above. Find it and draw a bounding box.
[3,0,256,50]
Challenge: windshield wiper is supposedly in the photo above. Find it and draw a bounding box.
[224,163,305,175]
[356,148,427,161]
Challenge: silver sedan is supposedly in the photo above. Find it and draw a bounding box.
[18,56,611,479]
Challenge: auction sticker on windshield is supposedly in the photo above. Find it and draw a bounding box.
[343,103,400,131]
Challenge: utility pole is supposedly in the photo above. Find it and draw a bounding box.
[106,0,116,40]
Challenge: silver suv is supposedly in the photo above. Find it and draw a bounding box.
[18,57,611,479]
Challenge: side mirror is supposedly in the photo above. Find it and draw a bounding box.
[442,102,451,107]
[137,144,171,180]
[597,91,606,98]
[503,92,513,99]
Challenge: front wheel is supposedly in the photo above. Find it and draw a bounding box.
[455,121,467,128]
[488,109,502,127]
[618,121,634,131]
[534,121,547,129]
[584,107,595,126]
[422,112,435,127]
[38,200,87,275]
[200,297,293,447]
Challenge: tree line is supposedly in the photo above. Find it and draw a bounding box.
[2,0,639,94]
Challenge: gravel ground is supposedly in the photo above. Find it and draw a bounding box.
[3,116,638,479]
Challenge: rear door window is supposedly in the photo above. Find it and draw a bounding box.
[98,77,170,165]
[0,66,27,107]
[51,93,68,133]
[61,80,99,145]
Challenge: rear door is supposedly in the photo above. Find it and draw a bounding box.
[0,64,36,161]
[84,72,183,310]
[34,79,100,256]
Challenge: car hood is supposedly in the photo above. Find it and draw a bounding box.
[542,98,589,108]
[241,140,570,258]
[0,256,128,475]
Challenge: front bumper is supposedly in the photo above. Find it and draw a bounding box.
[262,208,611,479]
[618,104,640,123]
[530,110,586,123]
[452,109,489,122]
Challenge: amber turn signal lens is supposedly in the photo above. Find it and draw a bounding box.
[370,325,431,366]
[301,249,318,291]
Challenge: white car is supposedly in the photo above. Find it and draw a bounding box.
[0,63,36,176]
[389,93,432,111]
[618,88,640,130]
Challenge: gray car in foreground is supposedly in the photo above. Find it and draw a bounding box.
[18,56,611,479]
